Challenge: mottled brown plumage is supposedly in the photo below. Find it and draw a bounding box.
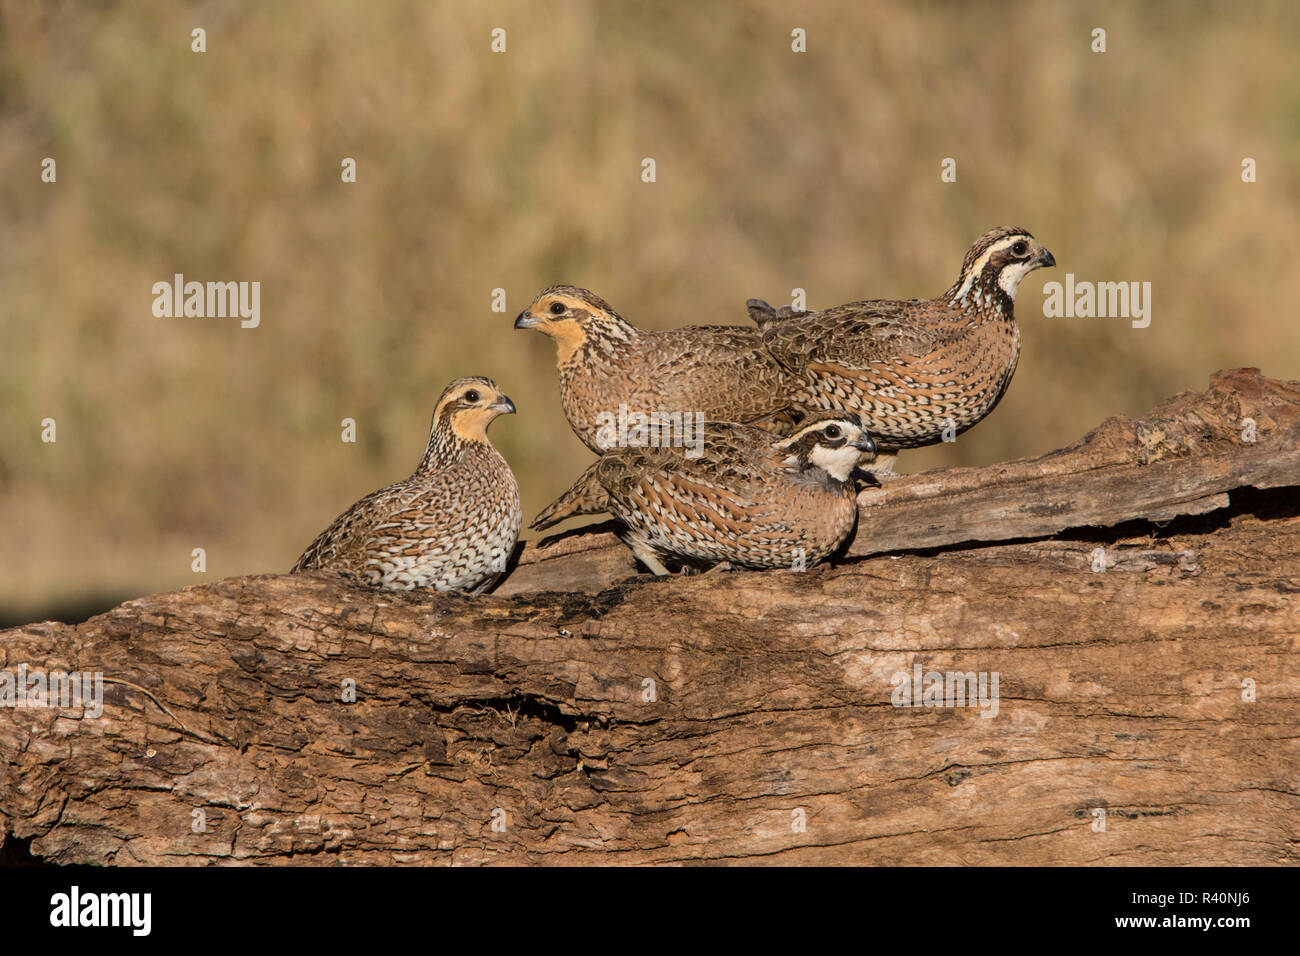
[516,285,794,454]
[532,412,875,573]
[292,377,521,593]
[749,227,1056,470]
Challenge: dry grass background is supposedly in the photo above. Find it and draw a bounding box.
[2,0,1298,623]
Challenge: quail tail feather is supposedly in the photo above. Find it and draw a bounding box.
[745,298,802,329]
[530,464,611,531]
[746,298,778,328]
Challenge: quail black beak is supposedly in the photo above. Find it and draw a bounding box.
[853,432,877,456]
[514,310,539,329]
[491,396,517,415]
[1036,248,1057,269]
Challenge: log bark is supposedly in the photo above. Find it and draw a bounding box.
[1,368,1297,865]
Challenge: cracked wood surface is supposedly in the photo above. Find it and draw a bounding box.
[1,368,1298,865]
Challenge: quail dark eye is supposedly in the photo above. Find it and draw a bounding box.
[824,425,842,439]
[464,389,480,403]
[549,302,566,315]
[1012,240,1028,256]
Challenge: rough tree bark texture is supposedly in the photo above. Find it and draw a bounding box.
[1,368,1297,865]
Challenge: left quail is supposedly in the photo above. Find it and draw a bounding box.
[531,411,876,574]
[292,377,521,593]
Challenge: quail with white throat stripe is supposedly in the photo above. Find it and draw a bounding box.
[748,227,1055,474]
[531,412,876,574]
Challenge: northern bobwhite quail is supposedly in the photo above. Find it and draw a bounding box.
[531,411,876,574]
[292,377,522,593]
[748,227,1055,474]
[515,285,794,454]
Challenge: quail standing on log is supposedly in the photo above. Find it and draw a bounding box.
[292,377,521,593]
[748,227,1056,475]
[516,285,794,454]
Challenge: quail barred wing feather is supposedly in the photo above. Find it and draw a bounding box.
[593,422,783,551]
[598,421,771,494]
[361,482,472,583]
[760,301,942,368]
[292,480,465,585]
[757,302,966,443]
[291,483,403,577]
[636,326,794,424]
[532,424,773,534]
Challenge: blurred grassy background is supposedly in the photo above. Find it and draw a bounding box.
[2,0,1298,624]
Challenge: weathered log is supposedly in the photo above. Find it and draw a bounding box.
[1,368,1297,865]
[850,366,1299,557]
[502,367,1299,594]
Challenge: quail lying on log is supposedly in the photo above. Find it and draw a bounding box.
[532,411,875,574]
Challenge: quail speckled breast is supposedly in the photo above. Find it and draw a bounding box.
[515,285,794,454]
[292,377,522,593]
[531,411,875,573]
[748,227,1055,473]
